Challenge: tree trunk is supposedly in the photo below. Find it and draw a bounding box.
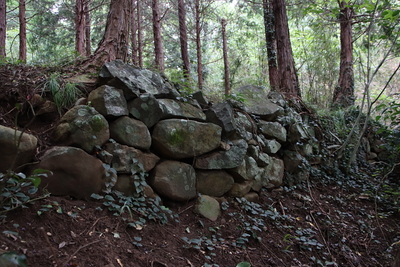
[137,0,143,68]
[75,0,86,56]
[85,0,91,56]
[272,0,300,98]
[178,0,190,81]
[221,18,230,96]
[19,0,27,63]
[195,0,203,90]
[0,0,6,58]
[83,0,130,68]
[152,0,165,72]
[263,0,278,90]
[332,1,354,109]
[131,0,138,66]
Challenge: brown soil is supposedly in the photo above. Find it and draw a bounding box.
[0,64,399,267]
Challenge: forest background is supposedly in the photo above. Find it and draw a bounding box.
[1,0,399,112]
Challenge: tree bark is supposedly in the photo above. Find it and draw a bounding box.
[178,0,190,81]
[272,0,300,98]
[19,0,27,62]
[75,0,86,56]
[195,0,203,90]
[221,18,230,96]
[332,1,354,109]
[263,0,278,90]
[152,0,165,72]
[137,0,143,68]
[0,0,6,58]
[83,0,130,67]
[131,0,138,66]
[84,0,91,56]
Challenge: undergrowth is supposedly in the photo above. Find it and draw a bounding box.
[91,159,179,229]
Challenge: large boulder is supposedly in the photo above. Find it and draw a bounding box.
[97,60,179,100]
[87,85,128,118]
[158,99,206,121]
[194,139,248,169]
[242,96,284,121]
[129,96,206,128]
[34,146,106,199]
[0,125,38,172]
[103,143,159,173]
[258,121,287,142]
[149,160,196,202]
[196,170,234,197]
[52,105,110,153]
[152,119,222,159]
[264,157,285,188]
[205,102,236,135]
[109,116,151,150]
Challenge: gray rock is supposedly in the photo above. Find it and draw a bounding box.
[287,122,309,143]
[152,119,222,159]
[267,91,287,107]
[110,116,151,150]
[283,150,305,173]
[196,170,234,197]
[34,146,106,199]
[228,159,247,182]
[247,146,271,167]
[194,195,221,221]
[158,99,206,121]
[191,91,209,107]
[149,160,196,202]
[52,105,109,153]
[194,139,248,169]
[228,181,253,197]
[258,121,287,142]
[128,93,163,128]
[97,60,179,100]
[243,98,284,121]
[205,102,236,134]
[88,85,128,117]
[263,139,282,154]
[0,125,38,172]
[103,143,159,173]
[264,157,284,188]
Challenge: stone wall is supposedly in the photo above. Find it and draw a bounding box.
[0,60,319,219]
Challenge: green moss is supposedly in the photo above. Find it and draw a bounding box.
[167,129,186,146]
[89,115,106,132]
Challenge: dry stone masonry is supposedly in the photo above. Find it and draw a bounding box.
[0,60,323,221]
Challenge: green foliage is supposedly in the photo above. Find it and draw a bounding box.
[44,73,83,113]
[0,169,50,219]
[91,162,179,228]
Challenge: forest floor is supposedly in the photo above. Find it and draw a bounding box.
[0,64,399,267]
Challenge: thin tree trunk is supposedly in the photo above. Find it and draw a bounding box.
[152,0,165,72]
[0,0,6,58]
[332,1,354,109]
[19,0,27,62]
[75,0,86,56]
[263,0,278,90]
[85,0,91,56]
[178,0,190,81]
[131,0,138,66]
[221,18,230,95]
[83,0,130,68]
[195,0,203,90]
[272,0,300,98]
[137,0,143,68]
